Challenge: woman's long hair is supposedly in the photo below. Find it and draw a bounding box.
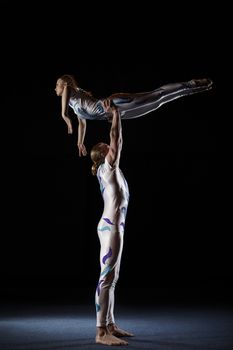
[59,74,92,96]
[59,75,79,89]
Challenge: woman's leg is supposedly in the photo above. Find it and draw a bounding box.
[110,79,213,119]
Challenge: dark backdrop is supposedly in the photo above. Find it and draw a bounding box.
[1,2,229,304]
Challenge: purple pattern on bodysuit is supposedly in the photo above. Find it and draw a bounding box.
[103,217,114,225]
[102,247,112,265]
[96,279,104,296]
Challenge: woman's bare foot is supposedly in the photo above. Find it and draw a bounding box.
[188,78,213,90]
[96,327,128,346]
[107,323,134,337]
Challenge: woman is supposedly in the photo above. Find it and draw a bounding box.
[55,74,213,156]
[90,104,133,345]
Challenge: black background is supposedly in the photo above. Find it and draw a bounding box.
[1,2,229,304]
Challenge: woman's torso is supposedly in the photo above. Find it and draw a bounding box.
[69,88,106,120]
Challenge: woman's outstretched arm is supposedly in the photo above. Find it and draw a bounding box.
[61,85,73,134]
[77,118,87,156]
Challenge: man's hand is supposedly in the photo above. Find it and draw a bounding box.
[102,99,117,122]
[78,143,87,157]
[102,98,112,113]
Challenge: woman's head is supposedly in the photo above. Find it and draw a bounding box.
[90,143,109,176]
[55,75,78,96]
[59,75,78,89]
[55,74,92,97]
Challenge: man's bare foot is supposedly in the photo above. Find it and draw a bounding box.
[107,323,134,337]
[96,333,128,346]
[96,327,128,345]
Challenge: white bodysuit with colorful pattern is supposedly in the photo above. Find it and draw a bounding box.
[95,158,129,327]
[68,79,213,121]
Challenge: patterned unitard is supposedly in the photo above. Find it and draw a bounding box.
[95,158,129,327]
[68,79,212,121]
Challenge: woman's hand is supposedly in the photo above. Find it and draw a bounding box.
[78,143,87,157]
[67,121,73,134]
[63,116,73,134]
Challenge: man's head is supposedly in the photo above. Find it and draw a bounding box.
[90,142,110,175]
